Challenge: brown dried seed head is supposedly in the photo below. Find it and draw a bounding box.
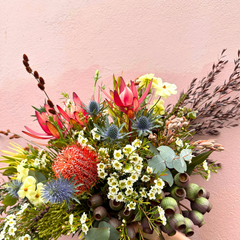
[26,66,32,73]
[34,71,39,79]
[38,83,45,91]
[47,99,54,108]
[24,147,30,151]
[48,109,56,115]
[23,54,29,62]
[9,134,20,139]
[23,60,29,67]
[39,77,45,85]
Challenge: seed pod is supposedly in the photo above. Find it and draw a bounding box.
[174,173,190,188]
[183,218,194,237]
[119,208,133,220]
[23,60,29,67]
[141,217,153,234]
[206,203,213,213]
[93,206,107,221]
[23,54,29,61]
[191,197,211,214]
[39,77,45,85]
[160,197,178,217]
[48,109,56,115]
[47,99,54,108]
[108,218,121,228]
[202,189,210,199]
[188,210,205,227]
[87,194,103,209]
[168,213,186,232]
[109,200,124,211]
[171,186,186,201]
[160,222,176,236]
[34,71,39,79]
[185,183,203,201]
[126,225,136,240]
[182,211,190,218]
[38,83,45,91]
[26,66,32,73]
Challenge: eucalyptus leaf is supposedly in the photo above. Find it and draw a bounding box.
[166,161,173,168]
[148,143,159,155]
[180,149,193,162]
[148,155,166,174]
[28,170,46,183]
[157,146,176,162]
[160,169,174,186]
[173,157,187,173]
[98,222,121,240]
[85,227,110,240]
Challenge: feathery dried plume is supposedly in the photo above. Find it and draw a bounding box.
[178,49,240,135]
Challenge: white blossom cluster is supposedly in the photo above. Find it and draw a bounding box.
[203,160,211,181]
[1,204,31,240]
[96,139,165,211]
[80,212,89,234]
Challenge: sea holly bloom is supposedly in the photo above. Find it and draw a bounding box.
[103,77,153,118]
[23,104,63,139]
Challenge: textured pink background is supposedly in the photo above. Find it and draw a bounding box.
[1,1,240,239]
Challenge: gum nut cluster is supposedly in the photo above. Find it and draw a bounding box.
[87,194,137,239]
[160,173,212,237]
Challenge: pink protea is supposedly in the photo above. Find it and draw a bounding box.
[52,144,99,194]
[102,77,152,118]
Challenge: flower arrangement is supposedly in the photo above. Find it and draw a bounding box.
[0,49,239,240]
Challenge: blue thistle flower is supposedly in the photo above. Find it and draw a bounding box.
[41,177,77,206]
[105,125,119,140]
[7,180,22,198]
[93,117,130,142]
[132,109,161,137]
[88,100,100,115]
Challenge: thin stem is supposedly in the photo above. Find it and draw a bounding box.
[178,202,191,212]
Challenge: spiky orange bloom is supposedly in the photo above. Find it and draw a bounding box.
[52,144,99,194]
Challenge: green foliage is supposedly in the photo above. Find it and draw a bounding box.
[85,227,110,240]
[187,151,213,175]
[2,194,17,210]
[98,222,121,240]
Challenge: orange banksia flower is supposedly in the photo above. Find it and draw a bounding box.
[53,144,99,194]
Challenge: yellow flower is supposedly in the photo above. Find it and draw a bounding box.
[18,176,36,199]
[151,99,165,115]
[28,183,44,205]
[16,165,29,182]
[136,74,158,89]
[152,78,177,99]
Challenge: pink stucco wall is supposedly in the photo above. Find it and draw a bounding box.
[1,1,240,239]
